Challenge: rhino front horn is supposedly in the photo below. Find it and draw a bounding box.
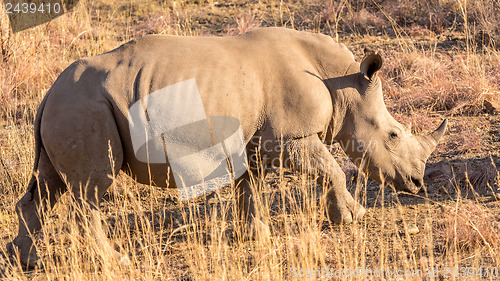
[430,119,448,142]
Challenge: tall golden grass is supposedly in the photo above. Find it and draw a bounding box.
[1,0,499,280]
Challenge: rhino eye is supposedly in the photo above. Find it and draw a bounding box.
[389,131,399,139]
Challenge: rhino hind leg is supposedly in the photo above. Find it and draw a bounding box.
[9,98,127,267]
[286,135,366,224]
[7,147,68,268]
[42,101,127,266]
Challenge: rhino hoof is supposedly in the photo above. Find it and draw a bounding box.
[327,201,366,224]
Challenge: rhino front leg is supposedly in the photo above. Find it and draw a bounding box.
[236,171,256,223]
[235,171,271,239]
[286,135,365,224]
[235,171,257,238]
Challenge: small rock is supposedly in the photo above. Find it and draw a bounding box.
[117,252,131,267]
[406,223,420,235]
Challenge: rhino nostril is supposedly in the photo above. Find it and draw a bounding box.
[411,177,423,187]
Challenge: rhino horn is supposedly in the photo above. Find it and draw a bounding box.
[418,119,448,157]
[430,119,448,143]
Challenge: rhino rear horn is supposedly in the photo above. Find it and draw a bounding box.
[430,119,448,142]
[360,53,383,81]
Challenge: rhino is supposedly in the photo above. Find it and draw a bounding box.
[7,27,447,267]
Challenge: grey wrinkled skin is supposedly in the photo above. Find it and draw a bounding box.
[7,28,447,267]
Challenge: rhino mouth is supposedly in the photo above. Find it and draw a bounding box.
[405,176,424,194]
[410,177,423,189]
[368,166,423,194]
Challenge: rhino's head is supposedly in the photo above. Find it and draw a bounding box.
[333,52,447,193]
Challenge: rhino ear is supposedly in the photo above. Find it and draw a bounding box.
[360,53,383,81]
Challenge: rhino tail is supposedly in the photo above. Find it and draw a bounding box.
[27,90,51,194]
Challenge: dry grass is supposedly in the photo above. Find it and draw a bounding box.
[227,14,262,36]
[1,0,500,280]
[437,201,500,251]
[448,121,486,153]
[382,48,500,115]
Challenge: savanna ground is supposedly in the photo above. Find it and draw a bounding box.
[0,0,500,279]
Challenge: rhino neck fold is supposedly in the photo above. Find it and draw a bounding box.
[320,65,360,145]
[310,43,359,144]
